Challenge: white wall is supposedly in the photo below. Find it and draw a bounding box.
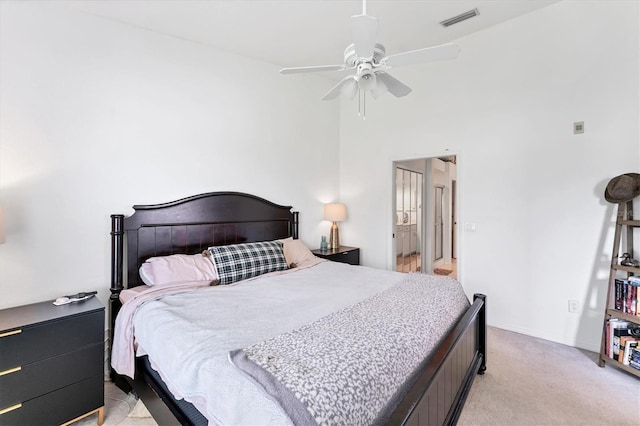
[340,0,639,351]
[0,2,340,309]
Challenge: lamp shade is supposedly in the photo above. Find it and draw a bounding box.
[0,208,5,244]
[324,203,347,222]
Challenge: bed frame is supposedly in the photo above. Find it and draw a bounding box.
[109,191,486,426]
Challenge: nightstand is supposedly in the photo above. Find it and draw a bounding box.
[312,246,360,266]
[0,297,104,425]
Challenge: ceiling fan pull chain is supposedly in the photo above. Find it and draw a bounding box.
[363,91,367,120]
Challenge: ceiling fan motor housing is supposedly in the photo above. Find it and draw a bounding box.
[344,43,386,68]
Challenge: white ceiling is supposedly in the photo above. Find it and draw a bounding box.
[57,0,560,70]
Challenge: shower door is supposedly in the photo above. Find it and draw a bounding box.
[396,168,423,273]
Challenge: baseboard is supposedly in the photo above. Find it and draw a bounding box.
[489,321,600,353]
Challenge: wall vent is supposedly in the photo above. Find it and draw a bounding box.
[440,8,480,27]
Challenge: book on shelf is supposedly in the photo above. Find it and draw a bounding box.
[629,348,640,370]
[613,278,639,315]
[621,339,639,365]
[629,279,640,316]
[615,278,626,311]
[618,336,639,363]
[626,281,638,315]
[608,320,629,358]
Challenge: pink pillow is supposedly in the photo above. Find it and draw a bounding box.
[139,253,218,286]
[281,239,316,265]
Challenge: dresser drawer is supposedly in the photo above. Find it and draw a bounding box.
[0,374,103,425]
[0,310,103,371]
[0,343,103,408]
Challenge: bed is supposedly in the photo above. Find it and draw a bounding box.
[108,192,486,425]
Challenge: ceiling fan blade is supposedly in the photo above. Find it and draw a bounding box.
[375,72,412,98]
[384,44,460,68]
[280,65,345,74]
[321,75,357,101]
[351,14,378,58]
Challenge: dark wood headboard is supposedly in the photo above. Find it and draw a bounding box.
[109,192,299,318]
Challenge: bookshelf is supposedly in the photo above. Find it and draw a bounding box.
[599,200,640,376]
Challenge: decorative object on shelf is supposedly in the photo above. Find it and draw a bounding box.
[0,207,5,244]
[320,236,328,251]
[620,253,640,267]
[604,172,640,203]
[323,203,347,249]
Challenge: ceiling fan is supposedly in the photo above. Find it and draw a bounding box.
[279,0,460,112]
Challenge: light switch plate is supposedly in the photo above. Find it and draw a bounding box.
[573,121,584,134]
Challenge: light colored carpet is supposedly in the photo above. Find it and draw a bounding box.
[84,327,639,425]
[458,327,640,426]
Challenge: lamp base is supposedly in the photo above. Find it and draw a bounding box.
[329,222,340,249]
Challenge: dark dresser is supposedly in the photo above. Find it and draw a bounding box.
[311,246,360,265]
[0,297,104,425]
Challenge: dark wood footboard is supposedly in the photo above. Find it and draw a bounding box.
[387,293,486,425]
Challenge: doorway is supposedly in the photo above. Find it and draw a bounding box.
[393,156,458,278]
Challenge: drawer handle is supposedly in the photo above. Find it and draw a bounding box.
[343,251,350,255]
[0,403,22,415]
[0,366,21,377]
[0,329,22,338]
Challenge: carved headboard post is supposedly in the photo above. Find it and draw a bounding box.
[110,214,125,331]
[109,214,129,389]
[110,215,125,294]
[292,211,299,240]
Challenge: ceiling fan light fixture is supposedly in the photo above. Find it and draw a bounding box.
[370,79,388,99]
[357,70,377,91]
[439,8,479,28]
[341,78,358,99]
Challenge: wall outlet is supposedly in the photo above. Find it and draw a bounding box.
[568,299,579,313]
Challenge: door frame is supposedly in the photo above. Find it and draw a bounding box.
[433,184,445,264]
[391,152,460,278]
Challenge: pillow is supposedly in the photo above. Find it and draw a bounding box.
[281,239,316,266]
[138,253,218,286]
[208,241,288,285]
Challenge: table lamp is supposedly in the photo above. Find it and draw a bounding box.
[323,203,346,249]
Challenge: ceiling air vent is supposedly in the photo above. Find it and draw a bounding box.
[440,8,480,28]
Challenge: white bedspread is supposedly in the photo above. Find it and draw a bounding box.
[115,261,459,425]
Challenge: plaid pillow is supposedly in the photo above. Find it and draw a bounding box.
[208,241,289,285]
